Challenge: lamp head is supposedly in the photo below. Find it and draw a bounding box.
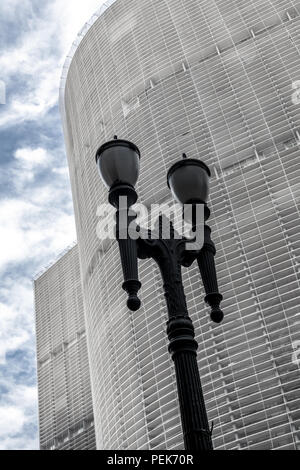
[167,156,211,206]
[96,137,141,190]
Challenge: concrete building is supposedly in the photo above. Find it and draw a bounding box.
[60,0,300,449]
[34,245,96,450]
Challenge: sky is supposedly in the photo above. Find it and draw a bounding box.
[0,0,108,450]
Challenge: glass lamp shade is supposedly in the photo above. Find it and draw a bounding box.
[96,138,140,189]
[167,158,211,205]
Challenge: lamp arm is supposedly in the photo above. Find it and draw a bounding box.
[197,225,224,324]
[109,183,142,312]
[115,208,141,312]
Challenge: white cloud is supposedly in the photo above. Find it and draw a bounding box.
[0,276,39,449]
[0,142,76,274]
[0,0,107,128]
[15,147,49,168]
[0,278,34,364]
[0,407,26,437]
[0,381,38,450]
[12,147,49,188]
[0,200,32,269]
[52,166,69,176]
[0,436,39,451]
[0,0,33,16]
[12,384,38,410]
[0,193,76,274]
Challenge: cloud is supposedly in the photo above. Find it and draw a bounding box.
[0,436,39,451]
[0,143,76,274]
[52,166,70,176]
[0,0,107,129]
[15,147,49,168]
[0,407,26,437]
[0,189,76,274]
[0,0,34,17]
[0,380,38,450]
[0,278,35,365]
[0,274,39,450]
[12,146,50,187]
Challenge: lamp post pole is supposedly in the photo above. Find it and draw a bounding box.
[136,216,215,451]
[96,138,224,451]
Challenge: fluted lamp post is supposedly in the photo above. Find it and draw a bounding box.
[95,137,224,451]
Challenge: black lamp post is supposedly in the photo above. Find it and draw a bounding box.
[96,137,224,451]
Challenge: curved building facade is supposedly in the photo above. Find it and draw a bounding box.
[61,0,300,450]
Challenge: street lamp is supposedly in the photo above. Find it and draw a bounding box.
[96,137,224,451]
